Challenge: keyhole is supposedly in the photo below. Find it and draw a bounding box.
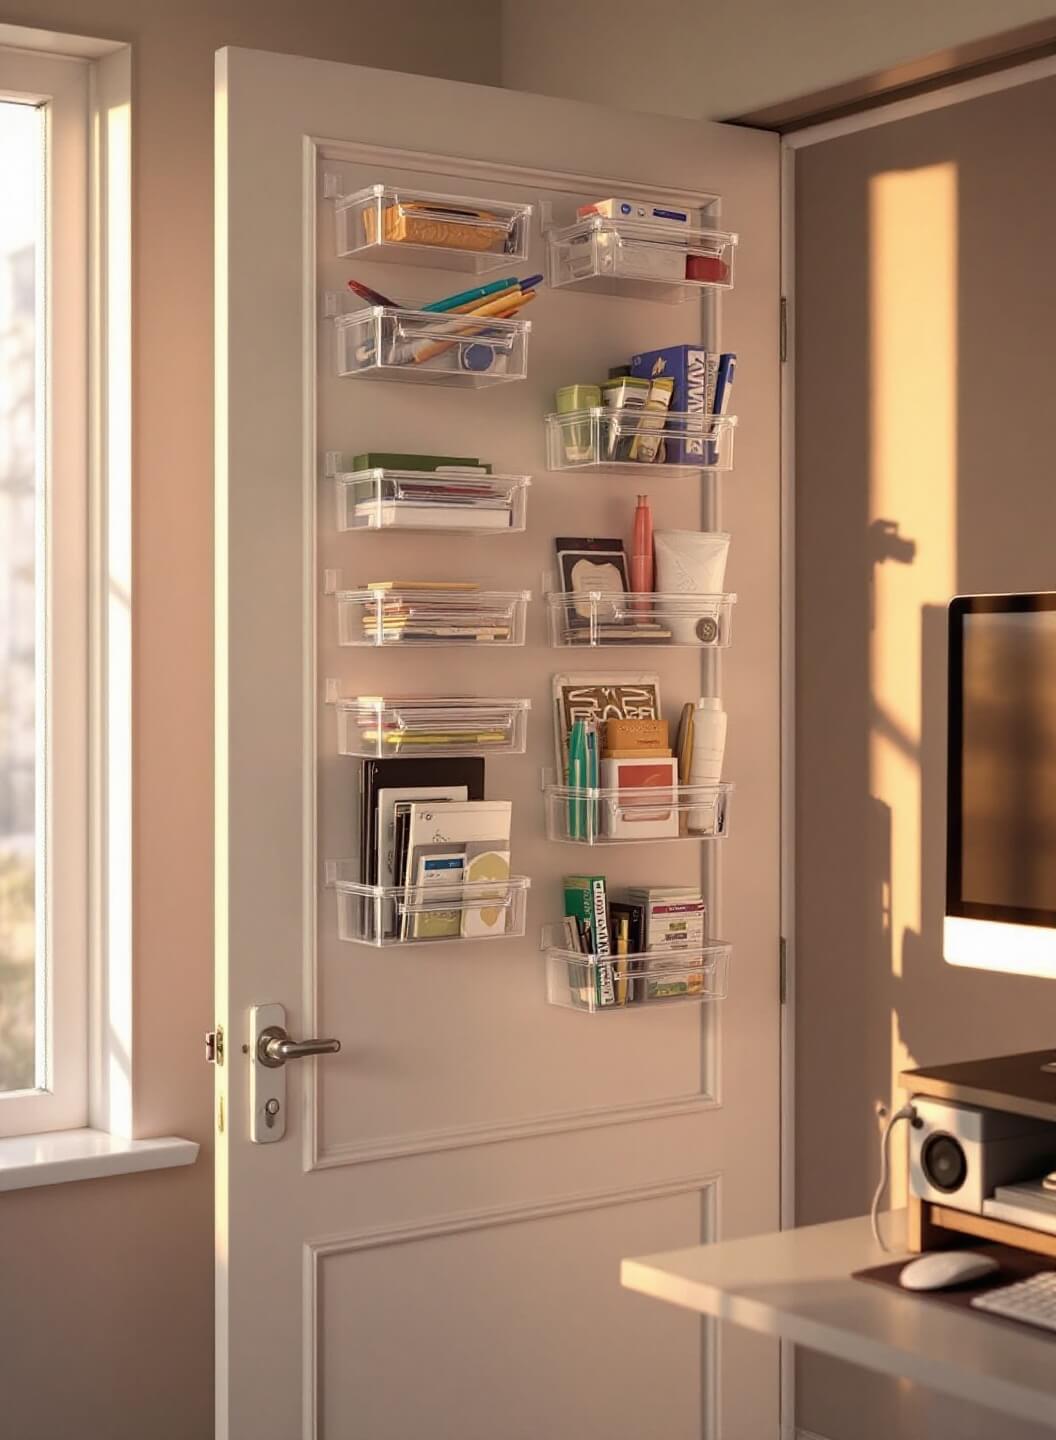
[264,1097,280,1128]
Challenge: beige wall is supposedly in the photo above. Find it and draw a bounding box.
[796,73,1056,1440]
[501,0,1056,120]
[0,6,500,1438]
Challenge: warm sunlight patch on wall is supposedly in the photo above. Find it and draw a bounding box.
[868,163,957,1139]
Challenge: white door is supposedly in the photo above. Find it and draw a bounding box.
[215,47,781,1440]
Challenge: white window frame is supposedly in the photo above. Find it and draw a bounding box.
[0,46,90,1136]
[0,28,195,1184]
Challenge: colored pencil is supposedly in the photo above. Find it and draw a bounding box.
[411,287,536,366]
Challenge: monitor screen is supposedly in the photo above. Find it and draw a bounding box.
[948,594,1056,928]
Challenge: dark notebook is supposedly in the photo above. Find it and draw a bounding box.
[358,757,486,885]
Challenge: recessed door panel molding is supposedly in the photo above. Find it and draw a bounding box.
[310,143,725,1171]
[303,1175,719,1440]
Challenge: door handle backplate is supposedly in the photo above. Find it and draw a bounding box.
[249,1003,288,1144]
[249,1006,341,1142]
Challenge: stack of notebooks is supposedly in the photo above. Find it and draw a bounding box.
[361,581,510,644]
[561,876,708,1008]
[349,451,514,531]
[358,757,513,942]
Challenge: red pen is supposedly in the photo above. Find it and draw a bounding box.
[347,278,403,308]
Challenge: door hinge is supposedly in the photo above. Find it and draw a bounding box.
[205,1026,224,1066]
[779,937,788,1005]
[779,296,789,363]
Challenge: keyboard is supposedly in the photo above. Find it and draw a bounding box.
[971,1272,1056,1333]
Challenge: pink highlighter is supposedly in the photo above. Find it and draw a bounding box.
[630,495,654,612]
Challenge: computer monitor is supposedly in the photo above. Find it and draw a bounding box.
[945,593,1056,977]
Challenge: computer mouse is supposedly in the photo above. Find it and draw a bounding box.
[899,1251,999,1292]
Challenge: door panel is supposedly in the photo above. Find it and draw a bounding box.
[315,1184,713,1440]
[216,47,780,1440]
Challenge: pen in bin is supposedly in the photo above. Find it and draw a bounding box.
[346,279,403,307]
[616,914,629,1006]
[411,285,536,367]
[584,716,599,840]
[422,276,518,313]
[446,274,541,312]
[567,720,587,840]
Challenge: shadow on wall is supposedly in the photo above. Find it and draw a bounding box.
[796,71,1056,1440]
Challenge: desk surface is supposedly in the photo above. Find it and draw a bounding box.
[901,1048,1056,1125]
[621,1213,1056,1430]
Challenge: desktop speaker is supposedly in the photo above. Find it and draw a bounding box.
[909,1098,1056,1215]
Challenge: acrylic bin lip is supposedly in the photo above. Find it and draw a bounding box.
[327,585,531,647]
[542,772,734,802]
[544,590,737,609]
[332,587,532,605]
[334,182,533,229]
[327,694,532,757]
[550,214,738,248]
[336,305,532,337]
[329,873,531,947]
[331,696,532,715]
[542,935,732,1007]
[330,465,532,489]
[331,872,531,910]
[541,936,731,970]
[330,468,531,535]
[545,407,737,429]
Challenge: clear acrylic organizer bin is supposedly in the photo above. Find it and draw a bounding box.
[546,408,736,474]
[542,771,733,844]
[328,864,531,948]
[546,591,736,647]
[545,215,737,301]
[327,455,530,535]
[327,691,531,758]
[540,930,732,1012]
[324,576,531,647]
[335,306,530,387]
[332,184,531,271]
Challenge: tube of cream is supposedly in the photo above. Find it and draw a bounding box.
[629,376,674,464]
[653,530,730,642]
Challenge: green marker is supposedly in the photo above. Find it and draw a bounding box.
[422,276,518,313]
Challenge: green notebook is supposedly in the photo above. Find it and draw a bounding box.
[563,874,616,1008]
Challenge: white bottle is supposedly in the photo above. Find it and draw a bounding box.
[688,698,727,834]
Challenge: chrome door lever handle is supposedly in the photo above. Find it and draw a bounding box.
[257,1025,341,1068]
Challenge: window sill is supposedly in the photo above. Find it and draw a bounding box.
[0,1128,199,1192]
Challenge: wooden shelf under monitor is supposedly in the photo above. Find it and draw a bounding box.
[909,1196,1056,1260]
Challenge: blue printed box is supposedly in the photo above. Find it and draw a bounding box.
[630,345,716,466]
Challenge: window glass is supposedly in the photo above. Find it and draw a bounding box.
[0,100,43,1093]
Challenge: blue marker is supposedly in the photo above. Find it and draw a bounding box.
[711,352,736,416]
[707,352,736,466]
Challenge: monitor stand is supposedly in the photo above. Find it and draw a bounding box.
[901,1050,1056,1122]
